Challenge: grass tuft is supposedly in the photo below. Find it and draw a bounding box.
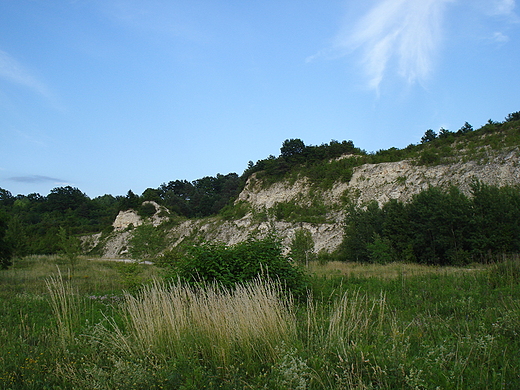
[45,268,81,349]
[99,277,296,368]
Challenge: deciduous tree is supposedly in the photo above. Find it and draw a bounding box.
[280,138,306,159]
[289,228,315,265]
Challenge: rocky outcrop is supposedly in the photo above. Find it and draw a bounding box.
[91,201,170,258]
[344,149,520,206]
[167,217,343,255]
[97,148,520,258]
[112,201,169,231]
[240,148,520,209]
[112,210,143,231]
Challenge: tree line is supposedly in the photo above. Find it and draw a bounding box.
[0,172,242,260]
[339,182,520,265]
[242,139,364,180]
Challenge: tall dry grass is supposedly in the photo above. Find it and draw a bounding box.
[308,260,483,279]
[328,290,386,352]
[100,277,297,367]
[46,269,81,349]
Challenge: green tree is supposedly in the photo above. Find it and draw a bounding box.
[289,228,315,265]
[366,233,394,264]
[57,226,81,274]
[47,186,89,213]
[469,181,520,258]
[4,215,28,260]
[159,180,195,217]
[0,211,13,269]
[438,127,454,139]
[141,188,161,203]
[382,199,415,262]
[340,201,384,262]
[505,111,520,122]
[0,188,15,209]
[457,122,473,135]
[421,129,437,143]
[406,186,471,264]
[119,190,140,211]
[280,138,306,159]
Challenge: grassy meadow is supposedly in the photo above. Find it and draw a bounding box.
[1,255,519,389]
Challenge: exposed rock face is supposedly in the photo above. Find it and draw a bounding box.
[344,150,520,206]
[112,210,143,231]
[103,231,132,258]
[240,148,520,209]
[168,218,343,255]
[98,201,170,258]
[112,201,169,231]
[98,148,520,257]
[238,178,312,209]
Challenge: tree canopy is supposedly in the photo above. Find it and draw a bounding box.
[340,183,520,265]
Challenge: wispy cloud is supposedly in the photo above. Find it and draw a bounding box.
[337,0,453,91]
[492,31,511,42]
[0,49,57,103]
[490,0,516,16]
[478,0,517,47]
[310,0,519,92]
[9,175,69,186]
[97,0,209,43]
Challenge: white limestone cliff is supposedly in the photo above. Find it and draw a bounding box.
[98,147,520,258]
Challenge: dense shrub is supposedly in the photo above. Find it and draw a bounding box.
[0,211,13,269]
[173,234,308,296]
[137,202,156,218]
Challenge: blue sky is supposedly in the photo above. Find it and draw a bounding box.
[1,0,519,198]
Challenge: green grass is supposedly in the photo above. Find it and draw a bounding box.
[1,255,520,389]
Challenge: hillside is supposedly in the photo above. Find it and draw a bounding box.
[94,118,520,259]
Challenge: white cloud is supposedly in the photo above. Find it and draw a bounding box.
[0,50,51,97]
[491,0,516,15]
[336,0,453,91]
[492,31,510,42]
[0,50,63,110]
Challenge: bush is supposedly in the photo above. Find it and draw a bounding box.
[173,234,308,296]
[417,148,440,165]
[138,202,156,218]
[0,211,12,269]
[289,228,316,265]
